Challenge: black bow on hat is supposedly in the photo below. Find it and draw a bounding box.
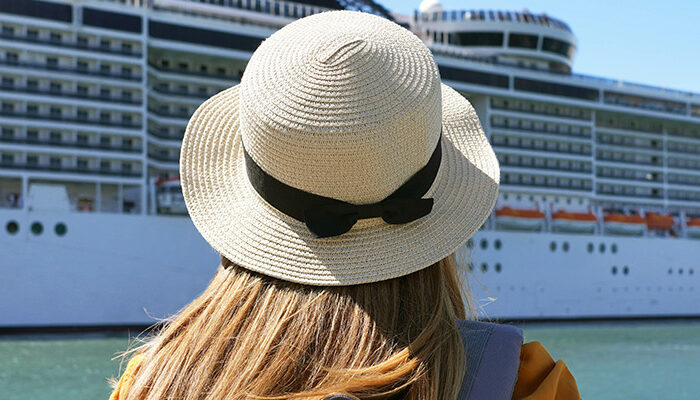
[243,136,442,238]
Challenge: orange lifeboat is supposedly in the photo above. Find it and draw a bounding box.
[645,212,674,231]
[603,212,646,235]
[687,217,700,238]
[495,206,545,231]
[551,209,597,233]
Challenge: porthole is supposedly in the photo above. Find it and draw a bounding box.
[599,243,606,253]
[494,239,502,250]
[495,263,502,273]
[612,266,618,275]
[623,266,629,275]
[549,241,556,252]
[611,244,618,254]
[481,263,488,272]
[466,239,474,249]
[6,221,19,235]
[31,222,43,235]
[587,243,594,253]
[480,239,488,250]
[679,268,684,275]
[562,242,570,252]
[668,268,673,275]
[690,269,694,275]
[54,222,67,236]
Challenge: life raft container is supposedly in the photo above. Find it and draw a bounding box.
[494,207,545,231]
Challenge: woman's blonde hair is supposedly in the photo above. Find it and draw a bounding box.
[121,254,473,400]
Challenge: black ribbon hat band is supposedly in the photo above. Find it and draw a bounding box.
[243,136,442,238]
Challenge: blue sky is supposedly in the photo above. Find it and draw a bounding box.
[380,0,700,94]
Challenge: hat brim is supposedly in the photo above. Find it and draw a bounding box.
[180,83,499,285]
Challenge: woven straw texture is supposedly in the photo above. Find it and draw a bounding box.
[180,11,500,285]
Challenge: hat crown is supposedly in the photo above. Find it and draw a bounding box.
[239,11,442,204]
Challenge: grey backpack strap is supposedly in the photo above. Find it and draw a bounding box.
[322,395,358,400]
[456,320,523,400]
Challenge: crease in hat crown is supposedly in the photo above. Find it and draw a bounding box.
[238,11,443,205]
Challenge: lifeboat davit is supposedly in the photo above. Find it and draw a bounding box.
[495,207,545,231]
[603,212,646,235]
[551,210,597,233]
[645,212,674,231]
[687,217,700,238]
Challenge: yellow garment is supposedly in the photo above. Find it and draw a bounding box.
[109,353,144,400]
[109,342,580,400]
[512,342,581,400]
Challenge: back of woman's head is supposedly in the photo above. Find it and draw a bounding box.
[123,9,500,400]
[124,255,470,400]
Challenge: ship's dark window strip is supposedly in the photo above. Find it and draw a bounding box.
[508,33,538,49]
[454,31,503,47]
[514,77,599,101]
[0,0,72,23]
[149,21,263,52]
[439,66,509,88]
[542,37,574,58]
[82,7,142,33]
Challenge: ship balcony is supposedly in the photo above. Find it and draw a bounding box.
[500,164,591,178]
[595,176,665,189]
[489,109,593,128]
[147,135,183,149]
[0,110,143,130]
[0,136,143,155]
[147,63,240,85]
[0,84,143,107]
[490,120,592,139]
[595,143,664,156]
[595,169,663,184]
[498,158,592,175]
[147,107,192,122]
[0,160,142,179]
[147,129,184,142]
[500,172,592,192]
[491,140,592,158]
[148,88,209,104]
[595,153,663,168]
[147,158,180,171]
[0,59,143,83]
[0,32,143,59]
[489,99,592,121]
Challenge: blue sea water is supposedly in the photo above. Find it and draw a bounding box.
[0,320,698,399]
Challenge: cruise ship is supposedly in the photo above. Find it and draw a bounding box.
[1,0,699,328]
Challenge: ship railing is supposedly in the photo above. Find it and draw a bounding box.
[429,49,699,102]
[147,129,184,141]
[0,32,143,58]
[150,86,211,99]
[0,110,143,129]
[147,152,181,163]
[0,59,142,82]
[414,8,572,33]
[0,161,142,177]
[149,0,333,21]
[0,136,143,154]
[148,63,241,81]
[147,107,192,119]
[0,84,142,106]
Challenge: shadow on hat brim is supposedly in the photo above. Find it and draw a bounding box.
[180,83,499,285]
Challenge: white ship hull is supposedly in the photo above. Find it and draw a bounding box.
[2,209,699,327]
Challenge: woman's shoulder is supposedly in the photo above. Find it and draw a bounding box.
[456,320,580,400]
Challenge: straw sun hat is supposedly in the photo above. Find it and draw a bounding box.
[180,11,499,285]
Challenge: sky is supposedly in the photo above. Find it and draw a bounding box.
[379,0,700,94]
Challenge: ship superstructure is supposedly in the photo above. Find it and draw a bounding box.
[0,0,699,327]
